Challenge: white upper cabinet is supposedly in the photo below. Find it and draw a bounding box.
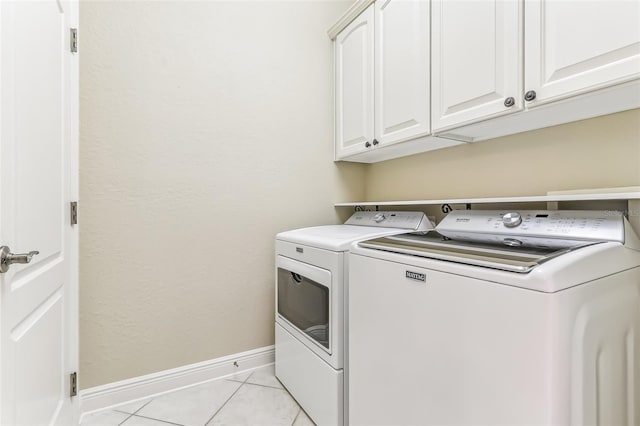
[374,0,430,146]
[433,0,640,141]
[431,0,522,132]
[334,1,454,162]
[335,6,375,159]
[525,0,640,106]
[331,0,640,160]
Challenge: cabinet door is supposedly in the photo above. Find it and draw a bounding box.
[431,0,522,133]
[525,0,640,106]
[335,6,374,160]
[374,0,430,147]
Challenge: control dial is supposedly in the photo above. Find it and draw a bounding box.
[502,212,522,228]
[373,213,387,223]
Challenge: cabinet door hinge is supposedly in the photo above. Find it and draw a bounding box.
[70,372,77,397]
[70,201,78,225]
[70,28,78,53]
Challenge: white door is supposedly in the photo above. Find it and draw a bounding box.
[0,0,79,425]
[525,0,640,106]
[374,0,430,147]
[335,5,374,160]
[431,0,522,132]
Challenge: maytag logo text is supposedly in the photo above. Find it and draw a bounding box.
[406,270,426,282]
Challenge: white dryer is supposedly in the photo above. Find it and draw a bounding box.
[275,211,432,426]
[348,210,640,426]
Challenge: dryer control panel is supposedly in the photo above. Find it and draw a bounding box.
[344,211,433,232]
[436,210,625,248]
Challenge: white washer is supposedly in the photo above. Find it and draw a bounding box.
[275,211,433,426]
[349,210,640,426]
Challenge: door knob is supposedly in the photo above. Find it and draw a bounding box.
[0,246,39,273]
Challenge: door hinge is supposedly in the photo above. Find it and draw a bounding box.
[70,372,77,397]
[70,201,78,225]
[70,28,78,53]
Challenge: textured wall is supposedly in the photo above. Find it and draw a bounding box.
[80,0,640,390]
[365,109,640,201]
[79,0,362,389]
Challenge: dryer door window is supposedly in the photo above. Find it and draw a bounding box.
[277,267,330,350]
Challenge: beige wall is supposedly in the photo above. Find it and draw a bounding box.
[80,0,362,389]
[80,0,640,391]
[365,109,640,201]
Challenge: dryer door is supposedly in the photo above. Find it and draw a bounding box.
[276,255,332,353]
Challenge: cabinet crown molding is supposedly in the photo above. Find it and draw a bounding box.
[327,0,375,40]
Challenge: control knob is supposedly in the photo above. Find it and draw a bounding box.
[502,212,522,228]
[373,213,387,223]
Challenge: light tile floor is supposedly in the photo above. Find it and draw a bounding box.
[81,365,315,426]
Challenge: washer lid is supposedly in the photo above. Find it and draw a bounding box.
[359,232,595,273]
[353,234,640,292]
[277,225,418,251]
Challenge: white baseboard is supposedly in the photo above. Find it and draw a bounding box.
[80,345,275,417]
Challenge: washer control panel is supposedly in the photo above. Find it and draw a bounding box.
[436,210,625,248]
[345,211,433,232]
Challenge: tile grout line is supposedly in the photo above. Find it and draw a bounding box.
[115,397,155,425]
[115,412,135,426]
[125,413,185,426]
[203,371,254,426]
[290,408,302,426]
[226,379,285,391]
[115,398,154,416]
[134,399,155,414]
